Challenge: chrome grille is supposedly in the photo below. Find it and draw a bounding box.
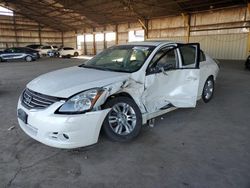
[21,88,59,109]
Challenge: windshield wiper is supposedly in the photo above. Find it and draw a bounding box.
[79,64,113,72]
[79,64,131,73]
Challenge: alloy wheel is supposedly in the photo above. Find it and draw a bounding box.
[204,80,214,100]
[108,102,137,135]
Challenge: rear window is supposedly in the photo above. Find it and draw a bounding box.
[13,48,23,53]
[200,50,206,62]
[4,48,14,53]
[179,45,196,67]
[42,46,51,49]
[63,47,74,50]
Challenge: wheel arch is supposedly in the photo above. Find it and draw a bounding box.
[101,92,143,142]
[101,91,146,112]
[208,74,214,81]
[102,92,135,108]
[25,55,33,61]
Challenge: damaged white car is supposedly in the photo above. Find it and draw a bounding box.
[17,41,219,149]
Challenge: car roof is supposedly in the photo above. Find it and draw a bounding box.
[27,44,42,46]
[127,40,177,47]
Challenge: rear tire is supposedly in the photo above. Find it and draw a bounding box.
[245,59,250,70]
[102,97,142,142]
[74,52,79,57]
[202,77,214,103]
[25,56,33,62]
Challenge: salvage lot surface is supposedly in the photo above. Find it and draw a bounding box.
[0,58,249,188]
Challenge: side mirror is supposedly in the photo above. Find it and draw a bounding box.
[147,66,160,75]
[146,64,174,75]
[162,64,174,71]
[157,64,174,76]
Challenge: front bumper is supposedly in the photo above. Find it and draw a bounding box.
[17,99,110,149]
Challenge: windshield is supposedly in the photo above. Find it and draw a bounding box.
[80,45,155,73]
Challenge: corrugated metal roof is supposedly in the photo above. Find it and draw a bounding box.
[0,0,247,31]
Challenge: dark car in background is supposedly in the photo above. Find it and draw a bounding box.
[245,55,250,70]
[26,44,43,50]
[0,47,40,62]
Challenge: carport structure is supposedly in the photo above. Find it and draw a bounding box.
[0,0,249,59]
[0,1,250,188]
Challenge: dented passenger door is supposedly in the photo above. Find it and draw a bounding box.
[142,43,200,113]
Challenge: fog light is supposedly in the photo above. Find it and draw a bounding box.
[63,134,69,139]
[50,132,58,139]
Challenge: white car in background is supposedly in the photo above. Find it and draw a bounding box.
[39,45,58,56]
[57,47,81,57]
[17,41,219,149]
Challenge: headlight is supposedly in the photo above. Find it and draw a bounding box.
[57,88,104,114]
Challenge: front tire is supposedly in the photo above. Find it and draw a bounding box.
[202,77,214,103]
[25,56,33,62]
[74,52,79,57]
[102,97,142,142]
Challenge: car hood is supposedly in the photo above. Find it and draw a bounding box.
[27,66,131,98]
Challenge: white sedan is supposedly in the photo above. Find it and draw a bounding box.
[39,45,58,56]
[57,47,81,57]
[17,41,219,149]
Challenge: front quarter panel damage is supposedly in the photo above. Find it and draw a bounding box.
[94,78,146,114]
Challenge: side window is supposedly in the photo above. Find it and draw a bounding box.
[64,47,74,50]
[42,46,50,49]
[13,48,21,53]
[4,48,13,53]
[179,45,196,67]
[200,50,206,62]
[130,50,146,63]
[15,48,22,53]
[150,48,178,70]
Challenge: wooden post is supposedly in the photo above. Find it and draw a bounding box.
[182,13,190,43]
[247,3,250,53]
[115,24,118,45]
[138,19,148,41]
[144,19,149,40]
[13,13,18,46]
[61,32,64,46]
[247,21,250,54]
[38,23,42,45]
[93,28,96,55]
[83,34,87,55]
[104,26,107,49]
[75,30,77,49]
[186,14,190,43]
